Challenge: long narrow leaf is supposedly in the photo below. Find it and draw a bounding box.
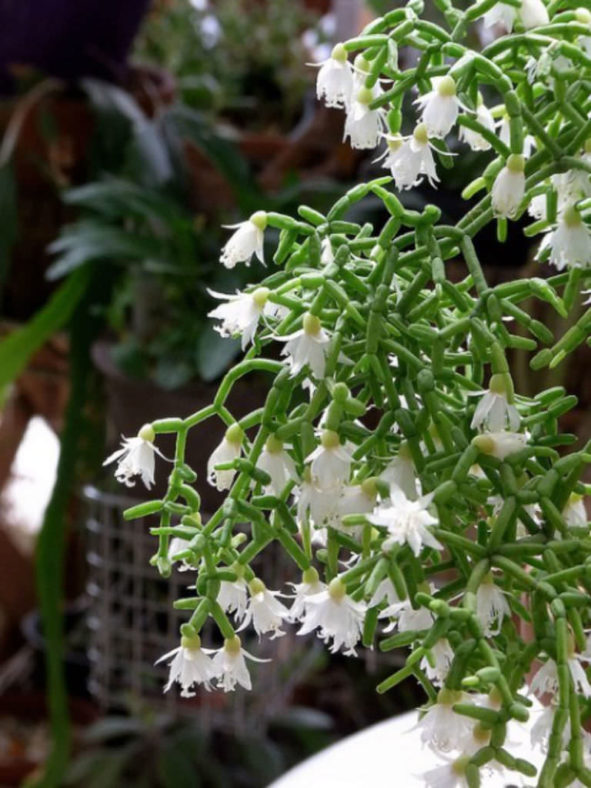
[0,267,89,389]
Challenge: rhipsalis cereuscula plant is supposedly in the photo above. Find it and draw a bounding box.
[106,2,591,786]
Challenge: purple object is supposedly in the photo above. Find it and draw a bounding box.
[0,0,151,93]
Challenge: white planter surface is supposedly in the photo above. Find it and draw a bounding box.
[269,705,546,787]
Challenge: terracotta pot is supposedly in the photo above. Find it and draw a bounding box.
[92,340,267,510]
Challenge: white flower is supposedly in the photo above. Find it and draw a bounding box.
[217,577,249,621]
[492,155,525,218]
[288,567,327,622]
[417,690,475,752]
[156,637,219,696]
[255,436,297,495]
[483,2,516,31]
[297,578,366,655]
[276,313,331,379]
[382,597,434,633]
[528,191,548,220]
[382,125,439,190]
[415,76,459,139]
[368,577,400,608]
[470,375,520,432]
[421,639,455,686]
[519,0,549,29]
[423,757,471,788]
[381,447,418,499]
[220,211,266,268]
[167,537,194,571]
[208,287,272,349]
[563,494,588,529]
[530,703,570,752]
[499,115,535,158]
[476,577,510,635]
[103,424,165,490]
[307,430,352,489]
[334,481,376,536]
[344,86,384,150]
[537,204,591,271]
[213,636,269,692]
[295,471,339,527]
[207,424,243,491]
[459,100,495,151]
[368,488,442,557]
[238,579,290,639]
[315,43,354,109]
[531,655,591,699]
[472,431,528,460]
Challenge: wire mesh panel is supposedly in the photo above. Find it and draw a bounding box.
[83,484,320,732]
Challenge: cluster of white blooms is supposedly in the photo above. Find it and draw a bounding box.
[106,3,591,785]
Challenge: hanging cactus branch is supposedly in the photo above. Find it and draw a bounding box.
[106,2,591,785]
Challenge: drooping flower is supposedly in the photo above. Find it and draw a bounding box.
[530,702,570,752]
[307,430,352,489]
[384,125,439,190]
[483,1,517,31]
[207,423,244,490]
[536,203,591,271]
[475,575,510,635]
[381,445,418,499]
[104,424,166,490]
[344,86,384,150]
[297,577,366,655]
[238,578,290,639]
[157,635,219,696]
[459,99,495,152]
[334,480,376,535]
[415,76,459,139]
[472,431,528,460]
[295,467,339,528]
[213,636,269,692]
[492,154,525,218]
[220,211,267,268]
[255,435,297,496]
[315,43,354,109]
[383,599,434,634]
[217,575,249,621]
[368,488,442,557]
[420,639,455,686]
[287,567,327,622]
[563,494,588,529]
[276,313,331,379]
[469,374,521,432]
[519,0,549,29]
[417,690,475,752]
[530,654,591,699]
[208,287,272,349]
[423,756,472,788]
[368,577,400,608]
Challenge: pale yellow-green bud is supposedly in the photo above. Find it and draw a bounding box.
[331,43,348,62]
[413,123,429,145]
[321,429,340,450]
[138,423,155,442]
[506,154,525,174]
[225,423,244,445]
[437,75,456,97]
[303,312,322,336]
[328,577,346,601]
[250,211,268,231]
